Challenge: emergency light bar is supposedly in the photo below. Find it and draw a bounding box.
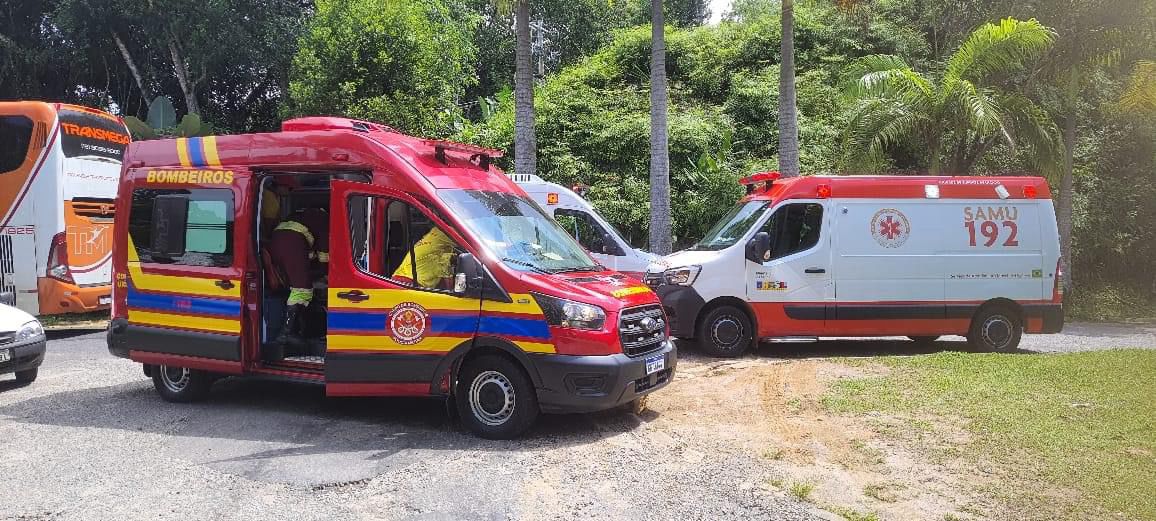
[423,139,504,169]
[739,171,781,194]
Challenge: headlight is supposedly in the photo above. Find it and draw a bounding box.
[15,320,45,343]
[531,293,606,330]
[664,265,701,286]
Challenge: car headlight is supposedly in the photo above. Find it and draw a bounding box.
[15,320,45,343]
[531,293,606,330]
[664,265,701,286]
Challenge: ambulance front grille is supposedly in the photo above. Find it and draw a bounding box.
[0,234,14,306]
[618,305,667,357]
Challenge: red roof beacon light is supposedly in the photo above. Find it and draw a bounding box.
[1023,185,1038,199]
[816,184,832,198]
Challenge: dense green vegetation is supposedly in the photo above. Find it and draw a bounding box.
[1,0,1152,316]
[824,350,1156,519]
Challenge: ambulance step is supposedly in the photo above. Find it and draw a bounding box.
[764,336,819,343]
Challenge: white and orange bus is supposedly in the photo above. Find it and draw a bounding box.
[0,102,129,315]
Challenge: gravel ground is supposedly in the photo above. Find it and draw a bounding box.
[1,323,1151,521]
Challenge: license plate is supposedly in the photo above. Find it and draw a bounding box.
[645,354,664,375]
[99,295,111,305]
[0,349,10,363]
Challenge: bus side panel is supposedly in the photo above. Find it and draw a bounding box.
[0,103,58,315]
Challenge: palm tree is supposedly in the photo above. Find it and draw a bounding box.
[513,0,537,179]
[777,0,799,178]
[648,0,672,255]
[1119,61,1156,114]
[841,17,1061,176]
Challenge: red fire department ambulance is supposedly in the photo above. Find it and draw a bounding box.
[106,117,675,438]
[647,173,1064,356]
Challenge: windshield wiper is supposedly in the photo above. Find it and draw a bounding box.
[553,265,601,273]
[501,257,552,274]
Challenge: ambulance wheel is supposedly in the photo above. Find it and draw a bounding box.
[968,305,1022,352]
[908,336,940,344]
[152,365,212,403]
[456,354,538,439]
[14,368,37,384]
[697,305,754,357]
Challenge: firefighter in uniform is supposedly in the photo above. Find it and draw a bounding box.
[267,206,329,359]
[392,227,457,289]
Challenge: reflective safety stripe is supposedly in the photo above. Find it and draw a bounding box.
[317,251,329,263]
[274,220,314,247]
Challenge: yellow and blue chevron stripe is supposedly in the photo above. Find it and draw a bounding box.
[176,136,222,167]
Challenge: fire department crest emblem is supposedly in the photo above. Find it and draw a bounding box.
[389,302,429,345]
[869,208,910,248]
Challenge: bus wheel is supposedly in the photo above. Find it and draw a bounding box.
[968,306,1023,352]
[456,354,538,439]
[697,305,754,357]
[152,365,212,403]
[908,336,940,344]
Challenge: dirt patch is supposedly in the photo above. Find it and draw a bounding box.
[647,354,1001,520]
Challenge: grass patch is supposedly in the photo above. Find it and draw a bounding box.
[826,506,880,521]
[37,310,108,327]
[863,482,902,503]
[825,349,1156,520]
[788,481,815,501]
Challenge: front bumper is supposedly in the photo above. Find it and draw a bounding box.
[533,340,678,414]
[0,339,46,375]
[653,284,706,339]
[37,277,111,314]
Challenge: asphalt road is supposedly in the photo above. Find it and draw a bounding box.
[1,323,1152,521]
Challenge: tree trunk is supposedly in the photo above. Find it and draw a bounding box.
[111,31,149,107]
[168,38,200,115]
[513,0,537,179]
[648,0,672,255]
[777,0,800,177]
[1057,70,1078,292]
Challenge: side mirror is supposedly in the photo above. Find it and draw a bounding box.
[455,252,511,302]
[151,194,188,257]
[746,232,771,263]
[601,233,626,256]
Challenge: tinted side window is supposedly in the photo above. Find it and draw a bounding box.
[349,195,465,292]
[760,203,824,260]
[0,115,34,174]
[554,209,612,255]
[129,188,234,266]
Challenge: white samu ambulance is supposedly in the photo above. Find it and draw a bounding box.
[510,173,656,279]
[646,173,1064,356]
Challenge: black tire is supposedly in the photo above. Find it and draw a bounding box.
[908,336,941,344]
[151,365,213,402]
[967,305,1023,352]
[696,305,755,357]
[455,354,538,439]
[14,368,37,384]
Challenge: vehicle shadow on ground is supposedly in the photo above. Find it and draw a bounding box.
[0,374,652,468]
[45,328,104,341]
[675,337,1032,362]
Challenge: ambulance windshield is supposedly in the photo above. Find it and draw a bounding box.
[439,190,601,273]
[689,200,771,251]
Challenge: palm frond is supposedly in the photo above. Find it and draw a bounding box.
[945,78,1005,139]
[1118,60,1156,114]
[841,55,934,102]
[842,97,929,169]
[945,17,1055,85]
[997,93,1063,178]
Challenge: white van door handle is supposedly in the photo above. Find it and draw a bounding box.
[804,267,826,274]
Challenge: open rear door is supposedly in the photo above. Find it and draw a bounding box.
[325,179,481,396]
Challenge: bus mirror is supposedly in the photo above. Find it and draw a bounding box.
[601,234,625,256]
[151,195,188,257]
[747,232,771,263]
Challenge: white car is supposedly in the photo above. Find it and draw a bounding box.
[0,291,46,383]
[510,173,656,279]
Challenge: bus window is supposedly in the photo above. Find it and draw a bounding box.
[0,115,34,174]
[58,109,130,161]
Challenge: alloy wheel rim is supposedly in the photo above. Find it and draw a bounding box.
[982,315,1013,349]
[712,316,743,349]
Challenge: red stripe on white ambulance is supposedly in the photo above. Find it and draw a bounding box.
[646,173,1063,357]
